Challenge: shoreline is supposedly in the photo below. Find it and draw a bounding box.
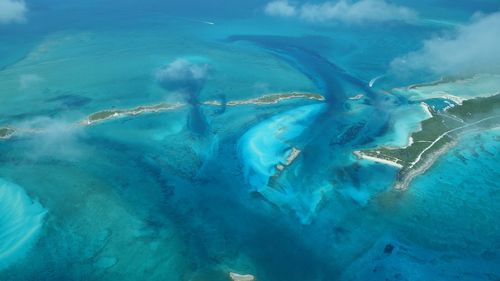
[285,147,301,166]
[397,74,500,104]
[2,92,326,133]
[201,92,325,107]
[276,147,302,172]
[226,92,325,106]
[394,141,456,190]
[357,94,500,190]
[84,102,185,125]
[420,102,433,118]
[86,92,325,126]
[349,94,364,100]
[354,151,403,169]
[362,124,499,190]
[229,272,255,281]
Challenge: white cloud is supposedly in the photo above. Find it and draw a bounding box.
[264,0,417,24]
[300,0,417,24]
[264,1,297,17]
[155,58,210,92]
[0,0,27,24]
[156,59,209,82]
[391,12,500,75]
[18,117,86,160]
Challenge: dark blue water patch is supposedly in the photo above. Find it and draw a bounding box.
[87,121,343,281]
[214,94,227,115]
[423,98,457,112]
[227,35,380,103]
[224,35,400,224]
[46,94,92,109]
[79,134,192,227]
[225,35,398,155]
[0,45,32,72]
[329,122,367,146]
[227,36,341,103]
[188,105,209,136]
[2,109,62,124]
[161,135,341,280]
[334,162,362,188]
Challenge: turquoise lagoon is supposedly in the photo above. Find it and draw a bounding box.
[1,0,499,280]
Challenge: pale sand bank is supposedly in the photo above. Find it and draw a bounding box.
[420,102,433,119]
[276,147,301,172]
[354,151,403,169]
[229,272,255,281]
[349,94,364,100]
[0,127,15,140]
[403,136,414,149]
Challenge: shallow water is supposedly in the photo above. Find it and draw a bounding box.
[1,1,499,280]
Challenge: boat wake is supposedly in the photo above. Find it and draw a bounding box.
[369,75,385,88]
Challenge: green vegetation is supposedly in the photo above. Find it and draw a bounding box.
[0,127,15,139]
[227,92,324,106]
[88,111,122,123]
[360,94,500,189]
[88,93,325,125]
[450,93,500,119]
[86,103,182,124]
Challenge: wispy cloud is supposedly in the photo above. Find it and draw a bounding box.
[264,0,297,17]
[391,12,500,76]
[155,58,210,93]
[264,0,417,24]
[0,0,27,24]
[18,117,86,160]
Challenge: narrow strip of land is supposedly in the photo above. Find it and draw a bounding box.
[356,94,500,189]
[0,92,325,140]
[409,115,500,168]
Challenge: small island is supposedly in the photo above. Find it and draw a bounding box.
[356,94,500,189]
[203,92,324,107]
[85,103,185,125]
[228,92,324,106]
[276,147,301,172]
[349,94,364,100]
[86,92,325,126]
[0,127,15,140]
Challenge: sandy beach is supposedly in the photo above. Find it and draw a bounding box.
[354,151,403,169]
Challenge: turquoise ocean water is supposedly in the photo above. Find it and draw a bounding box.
[1,0,499,280]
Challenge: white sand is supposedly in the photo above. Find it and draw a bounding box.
[354,151,403,169]
[202,100,223,106]
[420,102,433,118]
[285,147,301,165]
[229,272,255,281]
[349,94,364,100]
